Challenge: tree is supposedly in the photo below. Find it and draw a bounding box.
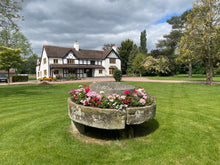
[0,46,22,83]
[126,44,139,74]
[177,0,220,85]
[102,43,114,51]
[0,30,33,57]
[139,30,148,54]
[143,56,171,76]
[118,39,134,74]
[132,53,146,77]
[0,0,23,30]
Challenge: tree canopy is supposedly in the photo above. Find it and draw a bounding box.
[0,46,22,82]
[177,0,220,85]
[118,39,134,74]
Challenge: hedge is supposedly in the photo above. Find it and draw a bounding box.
[12,75,28,82]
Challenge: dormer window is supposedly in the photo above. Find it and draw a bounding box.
[54,59,58,64]
[110,58,116,64]
[67,59,74,64]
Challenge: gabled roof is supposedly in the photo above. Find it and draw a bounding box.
[43,45,117,60]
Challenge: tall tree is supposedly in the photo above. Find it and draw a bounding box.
[0,30,33,57]
[0,46,22,83]
[0,0,23,30]
[127,44,139,74]
[177,0,220,85]
[118,39,134,74]
[139,30,148,54]
[132,53,146,77]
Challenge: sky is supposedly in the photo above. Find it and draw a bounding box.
[19,0,194,56]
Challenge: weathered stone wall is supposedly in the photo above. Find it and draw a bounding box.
[68,98,156,130]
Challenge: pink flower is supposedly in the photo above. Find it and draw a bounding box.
[83,100,88,105]
[85,86,90,93]
[83,84,87,87]
[139,98,146,105]
[124,90,130,94]
[133,90,137,93]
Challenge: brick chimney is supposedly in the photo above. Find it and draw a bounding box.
[74,41,79,51]
[112,44,116,52]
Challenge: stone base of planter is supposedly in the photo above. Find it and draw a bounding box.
[68,97,156,130]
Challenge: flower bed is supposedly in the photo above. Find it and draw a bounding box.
[68,84,155,110]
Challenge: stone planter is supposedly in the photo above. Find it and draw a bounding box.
[68,97,156,130]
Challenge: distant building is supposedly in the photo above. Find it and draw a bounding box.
[36,41,121,79]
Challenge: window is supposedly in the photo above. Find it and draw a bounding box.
[43,58,46,64]
[99,69,102,74]
[109,68,114,75]
[44,69,47,76]
[54,70,59,74]
[91,61,95,65]
[67,59,74,64]
[54,59,58,64]
[110,58,116,64]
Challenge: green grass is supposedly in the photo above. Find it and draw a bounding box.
[0,82,219,165]
[147,74,220,81]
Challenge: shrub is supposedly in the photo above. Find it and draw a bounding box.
[12,75,28,82]
[113,69,122,82]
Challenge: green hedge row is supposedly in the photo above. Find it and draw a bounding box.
[12,75,28,82]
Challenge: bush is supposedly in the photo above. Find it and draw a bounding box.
[12,75,28,82]
[113,69,122,82]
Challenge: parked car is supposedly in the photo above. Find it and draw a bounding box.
[0,73,8,83]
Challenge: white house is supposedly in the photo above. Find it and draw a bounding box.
[36,41,121,79]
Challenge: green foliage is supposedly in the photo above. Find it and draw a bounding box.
[139,30,148,54]
[132,53,146,77]
[177,0,220,85]
[113,69,122,82]
[102,43,114,51]
[0,46,22,82]
[118,39,134,74]
[144,56,171,76]
[127,44,139,74]
[12,75,28,82]
[0,0,24,30]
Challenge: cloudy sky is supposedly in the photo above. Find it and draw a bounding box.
[19,0,194,56]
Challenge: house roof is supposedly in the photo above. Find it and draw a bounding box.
[43,45,115,60]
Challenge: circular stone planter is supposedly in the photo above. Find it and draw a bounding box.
[68,82,156,138]
[68,98,156,130]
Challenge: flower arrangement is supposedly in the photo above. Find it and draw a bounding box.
[68,84,155,110]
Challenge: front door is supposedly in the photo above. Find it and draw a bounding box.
[85,69,93,77]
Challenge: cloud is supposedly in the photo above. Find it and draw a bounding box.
[19,0,194,55]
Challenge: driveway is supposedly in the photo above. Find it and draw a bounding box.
[0,77,220,85]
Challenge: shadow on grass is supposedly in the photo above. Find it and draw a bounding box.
[78,119,159,140]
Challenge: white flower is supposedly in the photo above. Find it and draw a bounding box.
[100,91,104,94]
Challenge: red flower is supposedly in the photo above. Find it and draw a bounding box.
[138,87,143,89]
[85,86,90,93]
[124,90,130,94]
[133,90,137,93]
[83,84,87,87]
[97,101,101,104]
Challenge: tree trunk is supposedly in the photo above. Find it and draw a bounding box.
[188,61,192,78]
[7,69,10,85]
[206,59,213,85]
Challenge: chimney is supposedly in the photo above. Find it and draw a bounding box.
[74,40,79,51]
[112,44,116,52]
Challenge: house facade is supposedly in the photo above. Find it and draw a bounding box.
[36,41,121,79]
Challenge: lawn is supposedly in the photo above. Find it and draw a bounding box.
[147,74,220,82]
[0,82,219,165]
